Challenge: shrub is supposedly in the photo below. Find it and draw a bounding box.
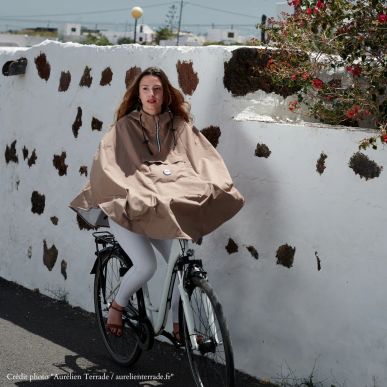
[260,0,387,149]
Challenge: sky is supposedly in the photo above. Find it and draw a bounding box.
[0,0,285,36]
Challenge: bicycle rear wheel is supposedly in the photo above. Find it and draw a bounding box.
[181,276,235,387]
[94,249,142,366]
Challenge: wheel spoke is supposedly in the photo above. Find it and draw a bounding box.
[94,251,142,366]
[182,277,234,387]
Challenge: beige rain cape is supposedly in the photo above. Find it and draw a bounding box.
[70,110,244,241]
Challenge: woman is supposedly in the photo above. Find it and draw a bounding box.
[70,67,244,338]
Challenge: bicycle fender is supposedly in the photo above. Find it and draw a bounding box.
[90,246,114,274]
[90,258,99,275]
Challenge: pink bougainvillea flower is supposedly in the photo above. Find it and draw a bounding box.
[288,100,299,112]
[346,105,361,119]
[316,0,325,9]
[313,7,319,14]
[291,74,297,80]
[306,8,312,15]
[312,78,324,89]
[378,14,387,23]
[352,66,362,76]
[382,134,387,143]
[290,0,301,6]
[301,72,310,80]
[346,65,362,77]
[266,58,275,68]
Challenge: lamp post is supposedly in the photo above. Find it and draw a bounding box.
[131,6,143,43]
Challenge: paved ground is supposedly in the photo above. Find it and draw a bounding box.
[0,277,273,387]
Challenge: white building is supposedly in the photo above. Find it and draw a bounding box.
[206,28,243,44]
[160,32,205,46]
[133,24,155,44]
[61,23,82,36]
[58,23,82,43]
[101,24,155,45]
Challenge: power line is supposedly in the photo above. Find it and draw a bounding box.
[0,18,257,29]
[0,3,176,19]
[185,1,258,19]
[0,1,261,34]
[0,1,259,22]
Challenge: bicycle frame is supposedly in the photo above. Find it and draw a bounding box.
[141,241,201,351]
[92,232,206,351]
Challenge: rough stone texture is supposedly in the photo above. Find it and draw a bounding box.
[58,71,71,92]
[31,191,45,215]
[176,60,199,96]
[255,143,271,158]
[195,237,203,245]
[315,251,322,271]
[27,149,37,167]
[53,152,68,176]
[125,66,142,88]
[5,140,18,164]
[276,244,296,268]
[43,240,58,271]
[61,260,67,280]
[79,166,88,177]
[349,152,383,180]
[316,152,328,175]
[76,214,95,231]
[22,146,28,160]
[50,216,59,225]
[72,107,82,138]
[246,245,259,260]
[91,117,103,131]
[201,126,221,148]
[100,67,113,86]
[225,238,238,254]
[34,52,51,81]
[79,66,93,87]
[224,47,305,97]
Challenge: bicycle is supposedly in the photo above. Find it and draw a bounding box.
[91,230,235,387]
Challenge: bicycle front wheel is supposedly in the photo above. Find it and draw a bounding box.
[94,249,142,366]
[181,276,235,387]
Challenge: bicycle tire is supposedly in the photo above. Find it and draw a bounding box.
[94,249,142,366]
[180,276,235,387]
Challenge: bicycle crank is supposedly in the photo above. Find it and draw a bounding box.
[136,319,154,350]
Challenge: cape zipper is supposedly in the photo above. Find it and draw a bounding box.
[155,116,161,152]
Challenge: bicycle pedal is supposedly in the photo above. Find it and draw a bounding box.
[198,339,216,355]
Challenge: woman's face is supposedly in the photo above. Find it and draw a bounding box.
[139,75,164,115]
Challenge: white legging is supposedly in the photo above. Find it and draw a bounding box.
[109,218,180,323]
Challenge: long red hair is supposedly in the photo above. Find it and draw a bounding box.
[115,67,191,123]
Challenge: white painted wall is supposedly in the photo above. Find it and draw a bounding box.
[1,41,386,387]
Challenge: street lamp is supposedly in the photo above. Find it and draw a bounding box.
[131,6,143,43]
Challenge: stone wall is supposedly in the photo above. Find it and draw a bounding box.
[1,41,386,387]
